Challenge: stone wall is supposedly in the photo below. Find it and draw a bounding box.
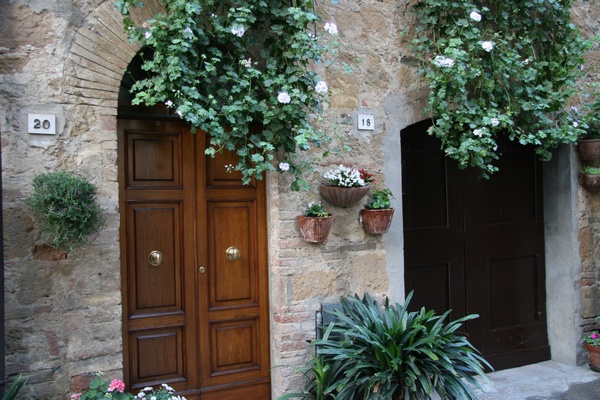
[0,0,599,398]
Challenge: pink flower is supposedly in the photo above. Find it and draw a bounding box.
[108,379,126,393]
[591,333,599,339]
[71,393,82,400]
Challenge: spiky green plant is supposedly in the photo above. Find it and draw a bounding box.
[288,292,491,400]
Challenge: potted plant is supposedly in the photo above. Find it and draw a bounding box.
[296,202,334,243]
[576,96,600,163]
[360,188,394,234]
[319,165,373,207]
[584,317,600,372]
[279,292,491,399]
[25,172,103,251]
[579,166,600,192]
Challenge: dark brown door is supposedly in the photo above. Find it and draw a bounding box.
[402,120,550,370]
[118,119,271,400]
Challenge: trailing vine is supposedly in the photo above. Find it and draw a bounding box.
[116,0,338,190]
[412,0,589,176]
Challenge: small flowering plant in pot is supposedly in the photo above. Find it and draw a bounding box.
[319,165,373,207]
[584,317,600,372]
[297,202,333,243]
[360,188,395,235]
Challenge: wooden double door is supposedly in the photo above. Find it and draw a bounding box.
[402,120,550,370]
[118,119,271,399]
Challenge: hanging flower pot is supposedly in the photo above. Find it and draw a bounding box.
[578,139,600,163]
[319,165,374,207]
[297,215,334,243]
[579,167,600,192]
[297,202,333,243]
[360,208,395,235]
[360,188,395,234]
[319,184,370,207]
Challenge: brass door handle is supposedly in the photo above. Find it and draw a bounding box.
[226,246,240,261]
[148,250,163,266]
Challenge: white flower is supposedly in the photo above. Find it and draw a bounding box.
[433,55,455,68]
[324,22,338,35]
[574,122,579,127]
[481,41,494,52]
[165,100,173,107]
[491,117,500,127]
[144,31,152,40]
[315,81,328,94]
[279,162,290,171]
[470,11,482,22]
[277,91,291,104]
[493,145,498,151]
[183,27,192,35]
[473,128,484,137]
[176,110,183,117]
[242,58,252,68]
[523,58,530,65]
[323,165,366,187]
[231,25,246,37]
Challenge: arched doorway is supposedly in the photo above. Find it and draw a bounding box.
[401,119,550,370]
[117,51,271,399]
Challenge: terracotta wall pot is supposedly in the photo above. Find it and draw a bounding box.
[579,173,600,192]
[319,184,370,207]
[360,208,394,235]
[578,139,600,163]
[296,215,334,243]
[584,343,600,372]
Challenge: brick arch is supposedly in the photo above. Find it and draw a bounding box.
[63,0,164,115]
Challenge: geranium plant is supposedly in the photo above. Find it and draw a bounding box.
[115,0,341,191]
[304,202,330,217]
[322,165,370,187]
[365,188,393,210]
[412,0,589,176]
[71,373,133,400]
[71,372,187,400]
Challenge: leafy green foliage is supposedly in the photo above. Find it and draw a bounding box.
[284,292,491,400]
[365,188,393,210]
[304,202,330,217]
[25,172,103,251]
[581,166,600,175]
[412,0,589,177]
[2,373,26,400]
[116,0,338,191]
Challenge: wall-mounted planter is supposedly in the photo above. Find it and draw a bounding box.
[578,139,600,163]
[319,184,370,207]
[296,215,334,243]
[580,172,600,192]
[360,208,394,235]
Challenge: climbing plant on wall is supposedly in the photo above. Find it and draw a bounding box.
[116,0,339,191]
[412,0,589,176]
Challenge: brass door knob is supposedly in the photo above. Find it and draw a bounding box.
[148,250,163,266]
[226,246,240,261]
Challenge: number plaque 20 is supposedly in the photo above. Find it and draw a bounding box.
[28,114,57,135]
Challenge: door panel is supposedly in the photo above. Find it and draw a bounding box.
[119,119,270,399]
[402,120,549,370]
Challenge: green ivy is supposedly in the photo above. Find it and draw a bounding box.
[116,0,338,191]
[412,0,590,176]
